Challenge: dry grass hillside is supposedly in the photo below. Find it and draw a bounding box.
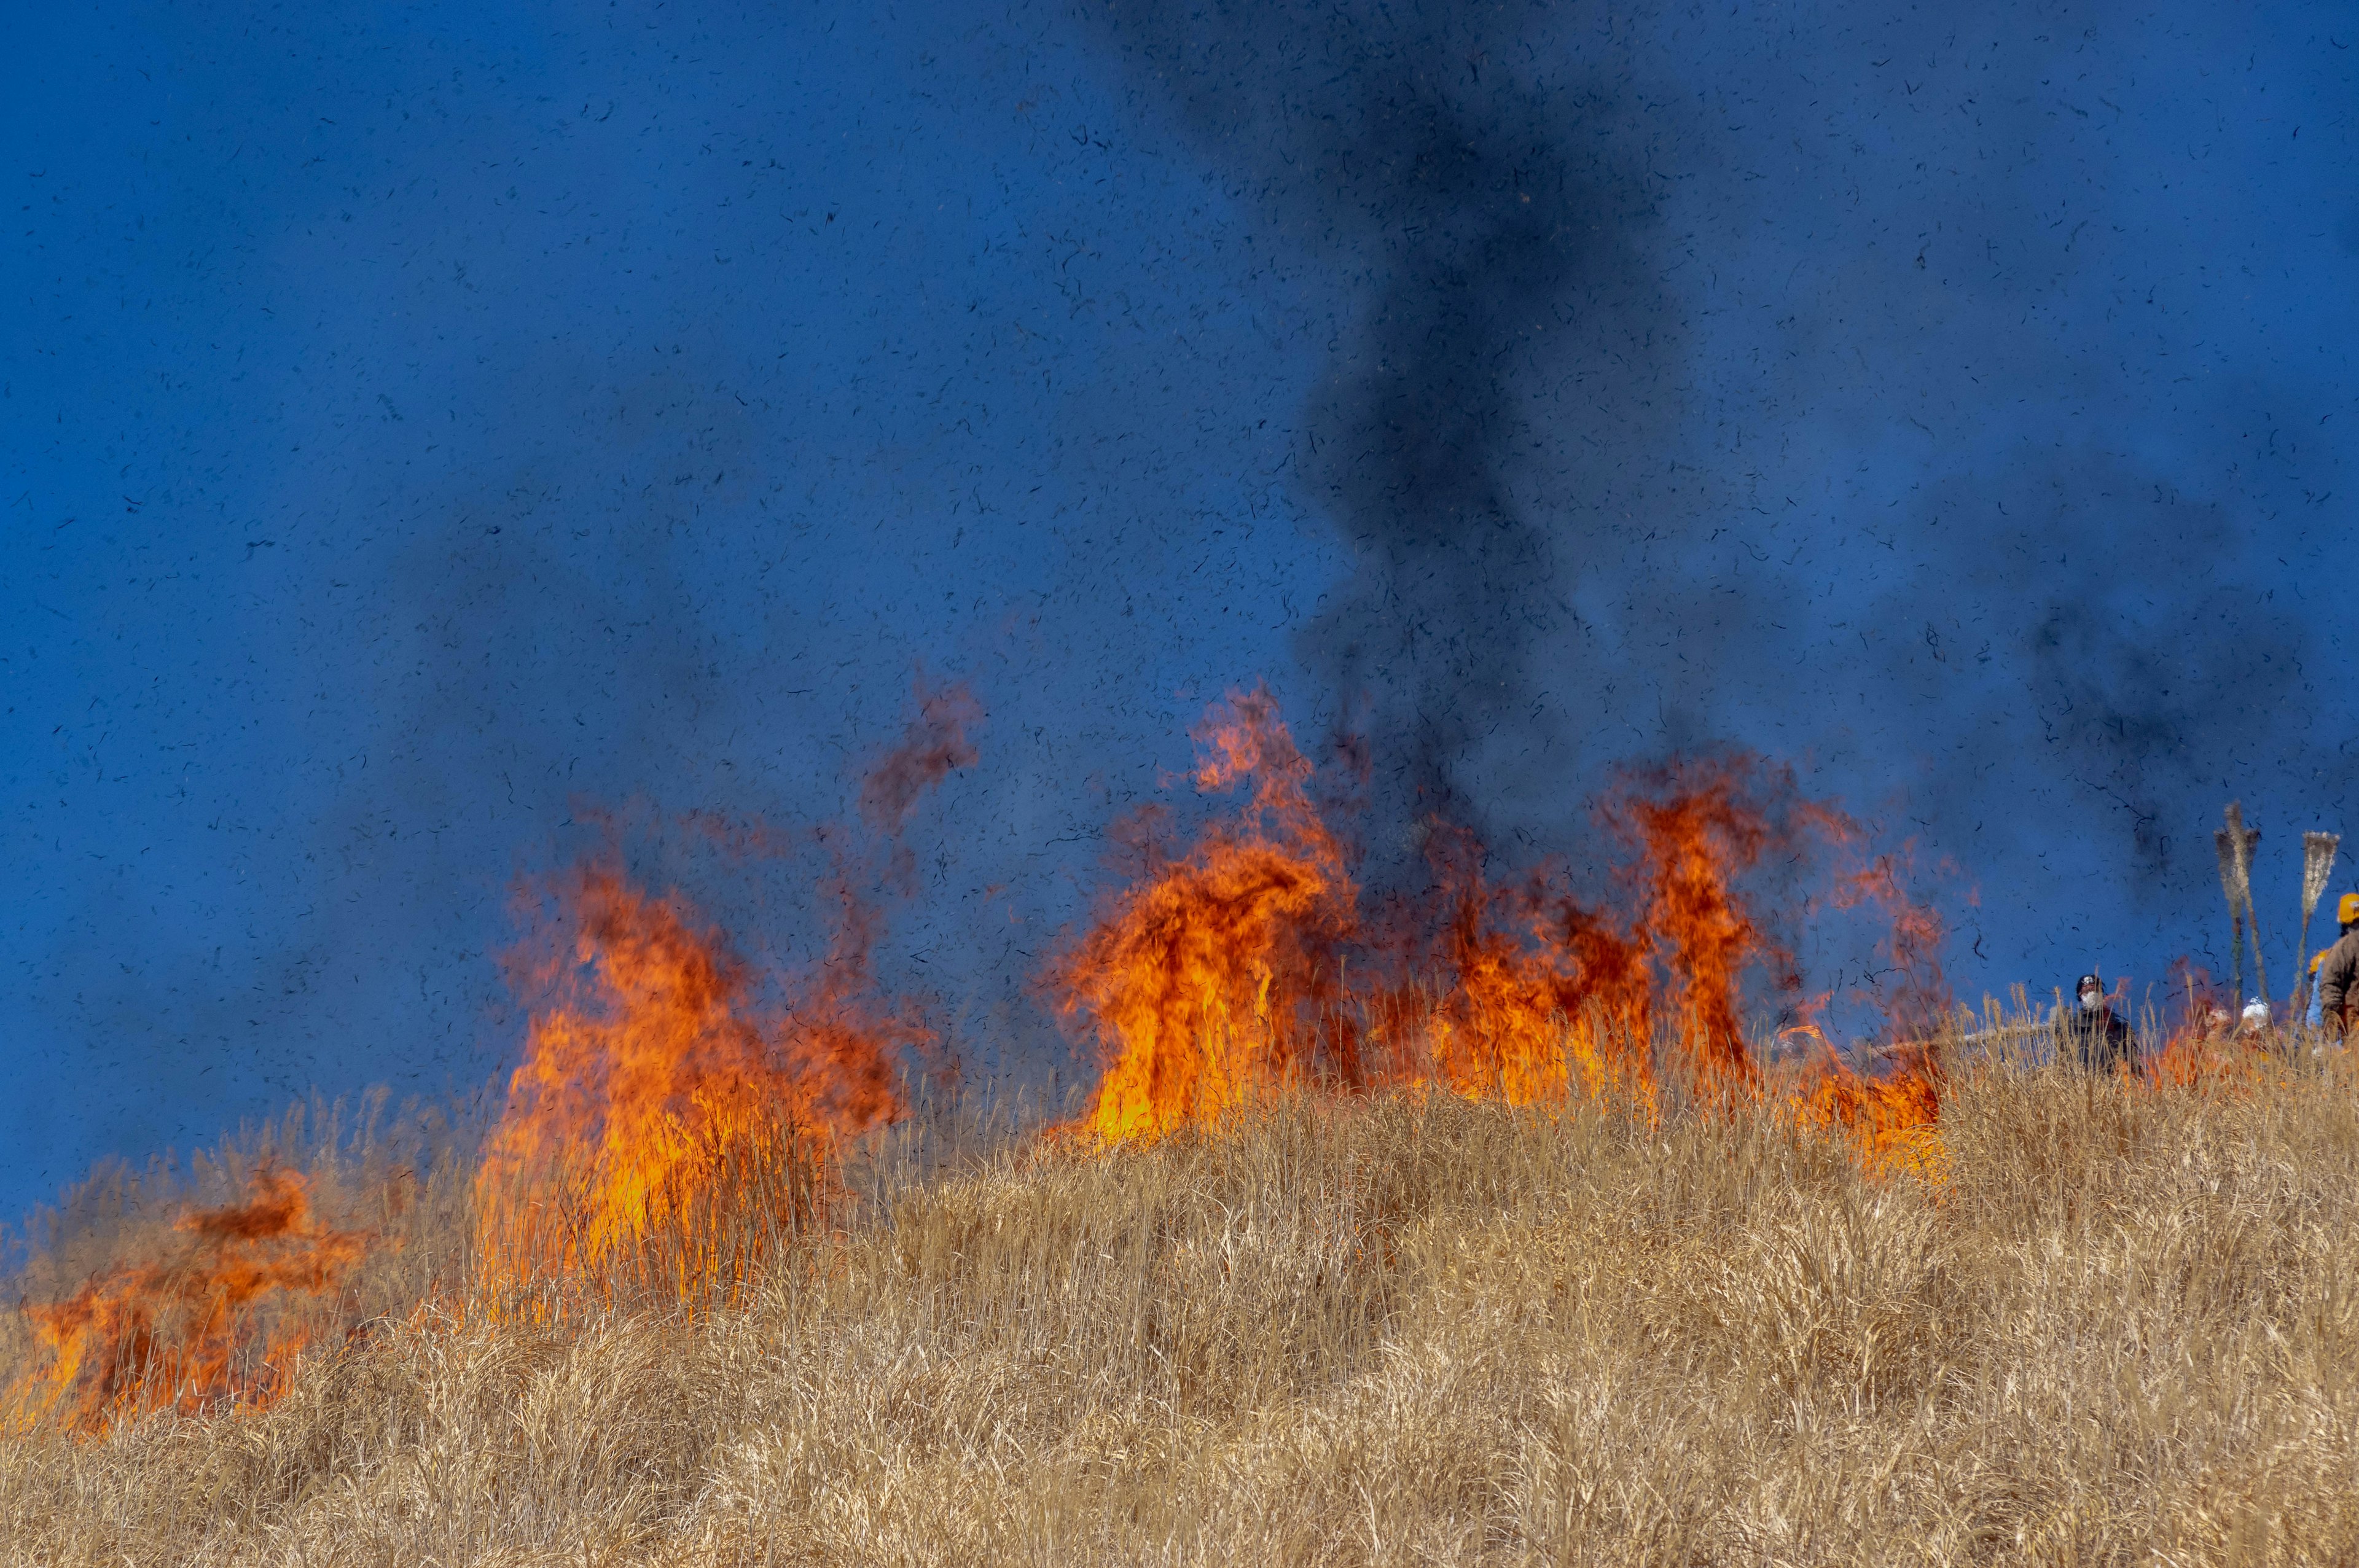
[6,1050,2359,1566]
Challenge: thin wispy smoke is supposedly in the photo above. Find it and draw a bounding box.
[859,679,984,838]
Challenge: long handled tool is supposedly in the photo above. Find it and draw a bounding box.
[2296,830,2341,1014]
[2224,803,2269,1005]
[2223,804,2269,1005]
[2215,826,2246,1007]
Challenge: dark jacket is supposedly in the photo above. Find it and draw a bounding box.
[2318,928,2359,1026]
[2058,1002,2136,1072]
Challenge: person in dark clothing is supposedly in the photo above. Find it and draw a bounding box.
[2315,894,2359,1038]
[2058,973,2137,1072]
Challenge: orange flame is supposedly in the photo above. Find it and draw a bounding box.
[1796,1040,1947,1181]
[10,675,1978,1445]
[475,865,919,1294]
[476,676,968,1297]
[1828,846,1957,1045]
[1397,823,1654,1105]
[1047,688,1357,1144]
[2140,996,2280,1093]
[1603,760,1804,1091]
[1051,691,1938,1153]
[7,1168,367,1435]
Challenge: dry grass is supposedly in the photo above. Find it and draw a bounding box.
[7,1055,2359,1565]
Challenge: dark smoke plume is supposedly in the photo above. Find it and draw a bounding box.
[1084,0,2352,942]
[1082,2,1682,830]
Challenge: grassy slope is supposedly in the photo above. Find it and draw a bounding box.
[5,1063,2359,1566]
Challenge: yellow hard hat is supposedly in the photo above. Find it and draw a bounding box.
[2341,892,2359,926]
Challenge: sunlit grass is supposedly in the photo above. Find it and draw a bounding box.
[6,1025,2357,1564]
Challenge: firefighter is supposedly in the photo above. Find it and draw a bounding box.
[2058,972,2137,1072]
[2314,894,2359,1037]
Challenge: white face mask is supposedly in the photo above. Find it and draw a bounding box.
[2079,989,2102,1009]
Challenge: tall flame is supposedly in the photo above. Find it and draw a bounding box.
[475,865,919,1295]
[1604,760,1802,1091]
[475,676,969,1297]
[1047,688,1356,1144]
[1378,824,1651,1104]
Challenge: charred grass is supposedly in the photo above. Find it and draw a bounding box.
[6,1057,2359,1565]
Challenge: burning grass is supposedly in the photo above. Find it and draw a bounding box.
[475,864,912,1309]
[7,1053,2359,1564]
[1045,687,1947,1150]
[10,681,2348,1558]
[1,1094,477,1439]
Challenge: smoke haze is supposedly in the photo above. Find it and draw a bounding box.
[1085,1,2351,876]
[4,0,2353,1217]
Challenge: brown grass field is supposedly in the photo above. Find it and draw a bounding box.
[6,1037,2359,1566]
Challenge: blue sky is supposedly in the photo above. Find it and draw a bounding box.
[6,0,2355,1218]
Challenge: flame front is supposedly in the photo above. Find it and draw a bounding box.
[12,678,1974,1440]
[1404,823,1652,1106]
[1050,688,1942,1157]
